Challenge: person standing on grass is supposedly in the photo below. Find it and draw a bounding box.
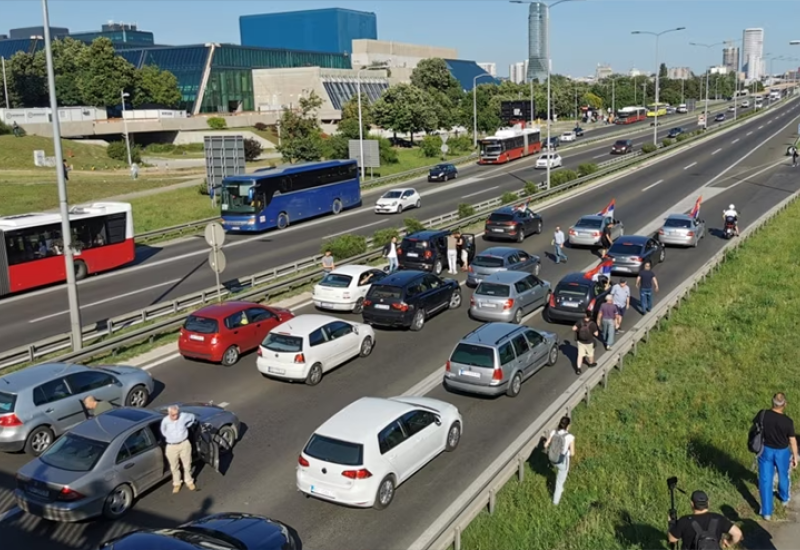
[636,261,659,314]
[596,294,618,350]
[610,279,630,331]
[571,311,598,375]
[544,416,575,506]
[62,160,70,182]
[321,250,335,275]
[756,393,799,521]
[668,490,743,549]
[553,226,568,264]
[446,232,458,275]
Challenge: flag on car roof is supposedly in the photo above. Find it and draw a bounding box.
[689,196,702,219]
[598,199,615,218]
[584,258,614,280]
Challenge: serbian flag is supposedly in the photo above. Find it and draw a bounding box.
[689,196,702,219]
[584,258,614,280]
[598,199,615,218]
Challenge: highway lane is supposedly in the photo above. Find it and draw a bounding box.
[0,103,742,352]
[2,100,797,549]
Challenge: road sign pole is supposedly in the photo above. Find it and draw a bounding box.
[212,232,222,302]
[205,222,227,303]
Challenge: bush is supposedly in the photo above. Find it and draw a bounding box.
[372,227,400,247]
[676,133,690,142]
[377,136,399,164]
[641,143,657,154]
[145,143,175,153]
[106,140,142,163]
[458,203,476,219]
[243,137,263,161]
[254,122,268,131]
[403,218,426,234]
[322,234,368,259]
[501,191,518,204]
[550,169,578,187]
[207,117,227,129]
[661,138,674,147]
[448,134,473,154]
[0,121,10,135]
[419,134,443,158]
[524,181,539,196]
[577,163,599,177]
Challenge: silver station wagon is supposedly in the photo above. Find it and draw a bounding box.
[568,215,624,247]
[466,247,540,288]
[469,271,551,324]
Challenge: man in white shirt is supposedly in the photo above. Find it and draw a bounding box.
[553,226,567,264]
[722,204,739,236]
[544,416,576,505]
[160,405,197,493]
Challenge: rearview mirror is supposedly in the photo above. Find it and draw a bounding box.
[353,326,359,335]
[434,416,442,426]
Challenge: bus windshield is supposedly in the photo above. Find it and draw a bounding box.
[221,183,258,214]
[481,140,502,155]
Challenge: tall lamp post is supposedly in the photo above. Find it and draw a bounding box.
[120,90,133,168]
[41,0,83,349]
[689,41,724,129]
[511,0,584,190]
[356,63,388,180]
[473,73,493,148]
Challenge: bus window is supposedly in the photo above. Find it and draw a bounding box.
[221,184,257,213]
[5,223,64,264]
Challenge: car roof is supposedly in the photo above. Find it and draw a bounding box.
[383,188,414,194]
[665,213,694,222]
[314,397,417,442]
[70,408,161,443]
[491,206,519,215]
[328,265,375,277]
[481,271,531,284]
[477,246,524,258]
[404,230,448,240]
[433,163,454,168]
[461,322,526,345]
[271,314,342,335]
[557,272,593,285]
[374,270,425,287]
[615,139,632,143]
[576,214,604,222]
[0,362,85,392]
[190,301,262,319]
[611,235,650,246]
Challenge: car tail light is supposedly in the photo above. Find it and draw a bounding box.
[445,360,451,372]
[549,294,556,307]
[363,299,372,307]
[569,229,576,236]
[492,368,503,382]
[257,347,262,357]
[504,222,516,226]
[397,248,403,255]
[0,413,22,427]
[634,257,643,263]
[470,297,475,307]
[424,250,432,259]
[658,228,665,235]
[503,299,514,310]
[294,354,305,364]
[592,231,600,237]
[588,299,596,311]
[210,336,219,345]
[686,231,695,237]
[391,302,409,312]
[342,469,372,479]
[298,455,309,467]
[57,486,85,502]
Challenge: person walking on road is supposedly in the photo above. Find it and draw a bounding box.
[446,233,458,274]
[596,294,618,350]
[553,226,568,264]
[668,490,743,549]
[544,416,576,505]
[755,393,799,520]
[161,405,197,493]
[383,236,399,272]
[793,146,798,168]
[599,221,614,258]
[636,261,659,314]
[572,311,598,375]
[321,250,335,275]
[610,279,631,331]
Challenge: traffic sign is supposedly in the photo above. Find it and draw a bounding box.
[439,132,449,144]
[441,144,449,154]
[208,249,227,274]
[204,222,225,249]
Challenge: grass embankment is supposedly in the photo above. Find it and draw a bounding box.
[129,186,218,234]
[0,135,127,170]
[463,196,800,549]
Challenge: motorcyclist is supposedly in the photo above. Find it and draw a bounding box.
[722,204,739,236]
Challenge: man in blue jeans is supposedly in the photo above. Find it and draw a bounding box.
[756,393,799,520]
[636,261,659,314]
[553,226,567,264]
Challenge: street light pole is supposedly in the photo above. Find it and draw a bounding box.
[473,73,492,148]
[42,0,82,350]
[689,41,725,129]
[120,90,133,168]
[1,57,9,109]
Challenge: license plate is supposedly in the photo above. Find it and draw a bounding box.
[492,228,504,233]
[480,302,496,308]
[189,335,204,342]
[27,486,48,498]
[310,485,335,497]
[563,302,579,308]
[616,266,630,272]
[375,304,390,310]
[321,302,334,309]
[459,370,481,378]
[407,252,419,258]
[268,367,286,375]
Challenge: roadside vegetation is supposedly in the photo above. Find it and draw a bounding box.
[461,195,800,549]
[0,134,128,170]
[129,186,219,234]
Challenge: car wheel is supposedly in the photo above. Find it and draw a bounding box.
[659,247,666,263]
[305,363,323,386]
[543,307,551,323]
[24,426,54,456]
[353,297,365,314]
[332,199,343,215]
[449,289,462,309]
[516,228,525,243]
[410,310,425,331]
[218,425,237,451]
[536,220,543,234]
[507,372,522,398]
[125,384,150,408]
[359,336,374,357]
[396,205,402,214]
[547,345,559,366]
[513,308,523,324]
[103,484,134,520]
[277,212,290,229]
[374,475,396,510]
[415,199,421,209]
[533,262,541,277]
[445,421,461,452]
[74,260,88,281]
[433,260,443,276]
[221,346,239,367]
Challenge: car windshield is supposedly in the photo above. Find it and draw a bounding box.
[183,315,219,334]
[614,140,629,146]
[555,282,589,299]
[0,391,16,413]
[263,333,303,352]
[400,238,429,253]
[367,285,403,299]
[319,273,353,288]
[609,243,644,255]
[488,212,513,223]
[382,191,402,199]
[40,433,108,472]
[475,282,511,297]
[304,434,363,466]
[664,218,693,228]
[471,256,505,268]
[450,343,495,368]
[575,217,602,228]
[430,166,447,173]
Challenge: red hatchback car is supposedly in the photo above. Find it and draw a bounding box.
[179,301,294,366]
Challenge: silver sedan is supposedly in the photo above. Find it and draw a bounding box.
[658,214,706,247]
[568,215,624,247]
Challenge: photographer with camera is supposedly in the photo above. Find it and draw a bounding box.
[667,485,742,549]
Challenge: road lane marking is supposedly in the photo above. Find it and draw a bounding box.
[642,180,664,191]
[712,148,722,155]
[684,162,697,170]
[323,219,385,239]
[746,131,753,136]
[759,125,764,129]
[0,506,22,524]
[463,186,499,198]
[593,153,607,159]
[731,138,740,144]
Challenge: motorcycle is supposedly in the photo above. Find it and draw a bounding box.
[723,216,737,239]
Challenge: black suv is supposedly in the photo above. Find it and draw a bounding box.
[428,164,458,182]
[397,230,475,275]
[543,272,610,323]
[484,206,544,243]
[610,139,633,154]
[362,270,462,331]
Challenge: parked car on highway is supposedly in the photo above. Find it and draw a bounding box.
[714,113,726,122]
[741,100,750,108]
[605,235,666,275]
[658,214,706,247]
[666,106,677,115]
[535,152,562,169]
[728,105,736,112]
[313,265,388,313]
[469,272,551,324]
[397,230,475,275]
[484,206,543,242]
[573,126,584,137]
[362,270,461,331]
[427,163,457,182]
[466,246,540,288]
[98,513,296,550]
[610,139,633,154]
[676,104,688,114]
[443,323,558,397]
[0,363,154,456]
[15,404,238,521]
[179,302,294,366]
[560,131,577,142]
[374,188,421,214]
[667,127,685,138]
[544,272,611,323]
[297,396,462,509]
[256,314,375,385]
[545,136,560,149]
[568,214,624,247]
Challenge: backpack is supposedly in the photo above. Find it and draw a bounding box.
[548,431,567,464]
[691,519,721,550]
[748,410,766,455]
[577,321,593,342]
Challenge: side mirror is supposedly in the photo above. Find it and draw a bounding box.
[353,326,359,335]
[434,416,442,427]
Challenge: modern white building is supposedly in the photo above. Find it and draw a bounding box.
[709,66,731,75]
[509,61,529,84]
[477,62,497,77]
[629,68,642,77]
[595,64,613,80]
[350,39,458,83]
[667,67,692,80]
[742,28,764,80]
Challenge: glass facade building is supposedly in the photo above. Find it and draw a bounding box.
[322,77,389,110]
[70,29,154,47]
[527,2,549,83]
[444,59,501,91]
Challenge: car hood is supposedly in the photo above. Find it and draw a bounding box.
[182,513,289,548]
[154,402,235,425]
[376,197,400,204]
[18,457,88,487]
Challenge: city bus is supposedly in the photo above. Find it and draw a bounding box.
[219,159,361,232]
[0,202,135,296]
[478,127,541,164]
[646,103,669,117]
[614,106,647,125]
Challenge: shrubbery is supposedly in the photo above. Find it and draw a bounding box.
[243,137,263,161]
[577,163,598,177]
[676,133,690,142]
[501,191,518,204]
[321,234,368,259]
[549,169,578,186]
[372,228,400,247]
[641,143,658,154]
[254,122,268,131]
[420,135,442,158]
[524,181,539,196]
[107,140,142,163]
[0,121,24,136]
[458,203,476,219]
[403,218,426,234]
[207,117,227,129]
[661,138,674,147]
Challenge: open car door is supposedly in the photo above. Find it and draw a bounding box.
[192,423,223,473]
[462,234,476,262]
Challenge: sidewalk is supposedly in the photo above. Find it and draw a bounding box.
[736,485,800,550]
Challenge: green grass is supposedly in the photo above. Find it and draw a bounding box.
[462,196,800,550]
[129,185,219,234]
[365,146,474,179]
[0,135,128,170]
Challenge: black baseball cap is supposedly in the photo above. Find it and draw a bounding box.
[691,490,709,509]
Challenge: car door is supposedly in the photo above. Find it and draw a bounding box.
[461,234,476,262]
[399,410,442,473]
[504,252,521,273]
[422,274,448,312]
[377,420,414,481]
[323,321,359,367]
[193,422,221,474]
[510,333,535,376]
[244,307,277,351]
[32,377,83,434]
[523,329,549,372]
[694,219,705,240]
[224,311,258,352]
[610,218,624,240]
[65,370,121,406]
[514,277,536,312]
[116,427,164,492]
[645,239,659,263]
[525,275,548,308]
[516,251,536,273]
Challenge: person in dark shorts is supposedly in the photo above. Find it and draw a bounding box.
[599,221,613,257]
[571,311,598,375]
[668,490,742,549]
[609,279,630,331]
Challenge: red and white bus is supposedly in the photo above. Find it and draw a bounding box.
[0,202,135,295]
[614,107,647,125]
[479,127,541,164]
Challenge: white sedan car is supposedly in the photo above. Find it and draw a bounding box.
[297,396,462,509]
[312,265,388,313]
[374,188,421,214]
[560,131,577,142]
[257,314,375,385]
[535,153,563,169]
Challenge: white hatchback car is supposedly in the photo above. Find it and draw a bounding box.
[297,396,462,509]
[312,265,388,313]
[374,188,421,214]
[560,131,576,142]
[535,153,562,169]
[256,314,375,385]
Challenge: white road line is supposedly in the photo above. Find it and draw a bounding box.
[712,148,722,155]
[0,506,21,524]
[758,125,764,129]
[323,219,385,239]
[462,186,499,198]
[28,278,183,323]
[684,162,697,170]
[142,352,182,371]
[593,153,607,159]
[731,138,740,144]
[746,131,753,136]
[642,179,664,191]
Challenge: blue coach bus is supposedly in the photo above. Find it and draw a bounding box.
[219,159,361,232]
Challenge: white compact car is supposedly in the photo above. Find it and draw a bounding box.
[256,314,375,385]
[374,188,421,214]
[535,153,562,169]
[560,131,576,142]
[297,396,462,509]
[312,265,388,313]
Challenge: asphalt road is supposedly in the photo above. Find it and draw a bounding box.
[1,98,798,549]
[0,103,735,352]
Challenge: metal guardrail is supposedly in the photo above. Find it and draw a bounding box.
[0,101,771,371]
[413,178,799,550]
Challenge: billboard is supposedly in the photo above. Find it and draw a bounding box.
[500,100,533,123]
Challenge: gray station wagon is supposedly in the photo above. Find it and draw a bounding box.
[469,271,551,324]
[443,323,558,398]
[466,247,540,288]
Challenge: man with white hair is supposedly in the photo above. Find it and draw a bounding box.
[160,404,197,493]
[755,393,799,520]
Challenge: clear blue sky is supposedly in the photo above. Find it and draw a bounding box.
[4,0,799,77]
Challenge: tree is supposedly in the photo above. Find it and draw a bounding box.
[7,50,47,108]
[277,91,325,163]
[371,83,438,142]
[243,137,263,161]
[410,58,464,130]
[76,38,136,107]
[133,64,182,108]
[52,38,88,106]
[659,63,668,79]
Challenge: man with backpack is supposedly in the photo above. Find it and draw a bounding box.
[544,416,575,505]
[667,490,742,549]
[572,311,599,375]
